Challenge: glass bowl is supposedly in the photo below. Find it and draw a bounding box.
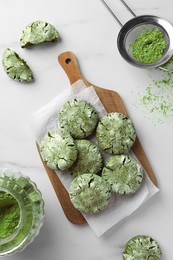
[0,168,44,256]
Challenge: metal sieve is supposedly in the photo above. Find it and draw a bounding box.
[100,0,173,71]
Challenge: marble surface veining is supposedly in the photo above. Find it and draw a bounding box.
[0,0,173,259]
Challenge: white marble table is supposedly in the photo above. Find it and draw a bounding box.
[0,0,172,259]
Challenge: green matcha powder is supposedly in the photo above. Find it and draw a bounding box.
[0,191,20,239]
[130,28,166,64]
[133,67,173,124]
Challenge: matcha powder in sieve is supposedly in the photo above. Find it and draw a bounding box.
[130,28,167,64]
[0,191,20,239]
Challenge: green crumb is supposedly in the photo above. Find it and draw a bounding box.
[141,75,173,118]
[2,48,33,83]
[0,191,20,239]
[20,20,60,48]
[130,29,166,64]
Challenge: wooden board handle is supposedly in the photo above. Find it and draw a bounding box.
[58,51,83,85]
[58,51,91,87]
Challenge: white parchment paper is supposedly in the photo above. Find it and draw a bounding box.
[30,80,159,236]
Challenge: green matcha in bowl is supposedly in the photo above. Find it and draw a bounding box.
[0,169,44,256]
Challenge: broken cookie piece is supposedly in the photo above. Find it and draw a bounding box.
[20,20,60,48]
[123,235,162,260]
[69,174,111,213]
[2,48,33,83]
[102,154,143,195]
[69,140,102,177]
[96,112,136,154]
[58,99,99,139]
[40,129,77,171]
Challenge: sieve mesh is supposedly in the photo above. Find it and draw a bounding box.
[117,15,173,69]
[100,0,173,70]
[124,23,170,65]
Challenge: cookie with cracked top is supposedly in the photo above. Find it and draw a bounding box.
[2,48,33,83]
[40,129,77,171]
[102,154,143,195]
[69,139,102,177]
[96,112,136,154]
[123,235,162,260]
[58,99,99,139]
[20,20,60,48]
[69,174,111,213]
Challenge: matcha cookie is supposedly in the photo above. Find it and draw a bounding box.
[58,99,99,139]
[69,174,111,213]
[123,235,162,260]
[102,154,143,195]
[40,129,77,171]
[96,112,136,154]
[69,140,102,177]
[20,20,60,48]
[2,48,33,83]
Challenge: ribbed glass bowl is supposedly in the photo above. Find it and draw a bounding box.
[0,169,44,256]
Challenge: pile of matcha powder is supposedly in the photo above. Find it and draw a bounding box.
[130,28,166,64]
[0,191,20,239]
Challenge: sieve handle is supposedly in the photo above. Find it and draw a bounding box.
[159,64,173,72]
[100,0,136,26]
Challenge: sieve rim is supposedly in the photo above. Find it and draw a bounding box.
[117,15,173,68]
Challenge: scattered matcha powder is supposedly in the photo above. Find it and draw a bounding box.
[134,68,173,124]
[0,191,20,239]
[130,28,166,64]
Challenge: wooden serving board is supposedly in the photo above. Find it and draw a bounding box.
[37,51,158,225]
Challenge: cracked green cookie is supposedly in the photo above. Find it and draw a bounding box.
[58,99,99,139]
[123,235,162,260]
[69,174,111,213]
[20,20,60,48]
[102,154,143,195]
[69,140,102,177]
[40,129,77,171]
[96,112,136,154]
[2,48,33,83]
